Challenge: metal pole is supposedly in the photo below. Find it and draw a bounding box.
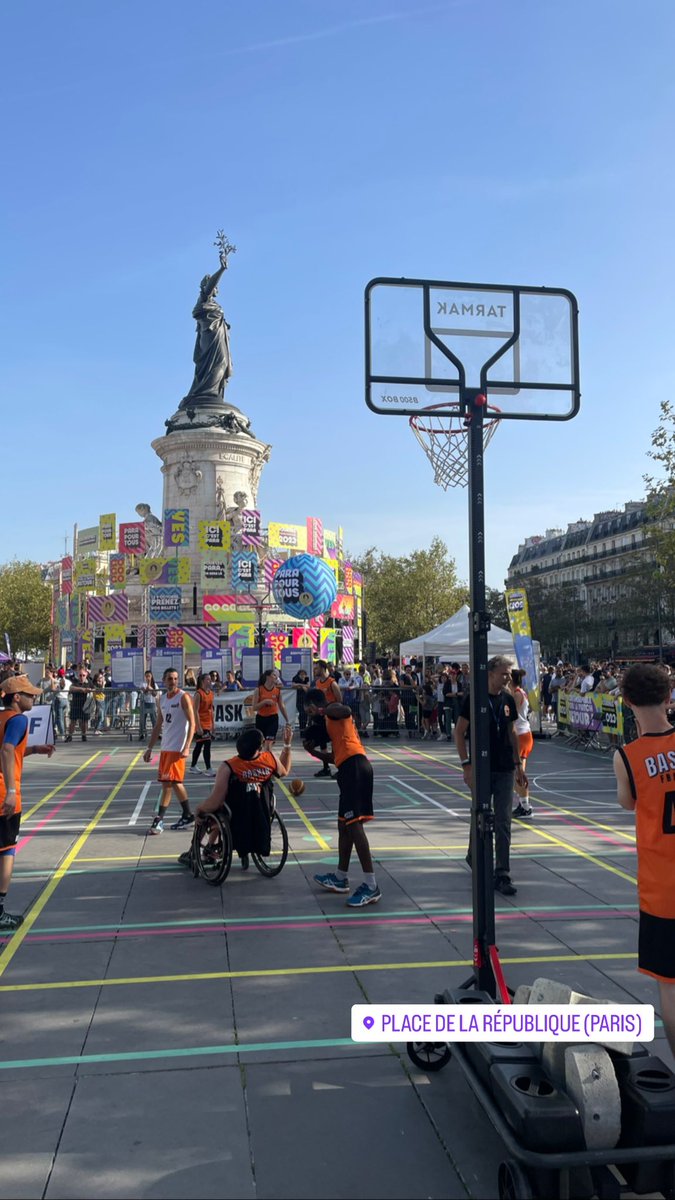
[466,389,497,998]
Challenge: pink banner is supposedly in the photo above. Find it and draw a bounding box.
[119,522,146,555]
[167,628,184,648]
[61,557,73,595]
[307,517,324,557]
[342,625,355,664]
[330,594,355,621]
[264,558,281,588]
[265,630,288,667]
[87,594,129,625]
[292,627,318,651]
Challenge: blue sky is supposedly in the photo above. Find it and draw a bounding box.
[2,0,675,587]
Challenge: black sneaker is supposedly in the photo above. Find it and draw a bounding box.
[241,854,250,871]
[465,854,472,868]
[170,814,195,831]
[177,850,193,867]
[314,766,334,778]
[0,910,24,931]
[513,804,533,818]
[495,876,517,896]
[65,734,72,743]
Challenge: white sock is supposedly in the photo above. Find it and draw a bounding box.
[336,868,349,881]
[364,873,376,889]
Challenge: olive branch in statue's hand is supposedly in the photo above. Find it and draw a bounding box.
[214,229,237,268]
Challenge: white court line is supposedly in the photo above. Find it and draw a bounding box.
[129,782,152,826]
[392,776,460,817]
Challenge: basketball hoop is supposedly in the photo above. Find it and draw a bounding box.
[409,402,502,489]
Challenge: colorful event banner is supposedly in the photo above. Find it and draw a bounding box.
[198,519,231,552]
[330,593,355,621]
[179,624,220,651]
[167,557,191,585]
[342,625,355,663]
[264,558,281,589]
[265,630,288,667]
[268,522,307,551]
[319,628,337,660]
[240,509,262,547]
[231,552,258,590]
[80,629,94,661]
[109,554,127,589]
[87,594,129,624]
[61,556,73,595]
[104,623,126,655]
[164,508,190,548]
[167,628,184,649]
[56,599,70,630]
[149,587,183,622]
[228,624,255,664]
[119,522,146,555]
[76,526,99,555]
[201,556,229,588]
[74,557,97,592]
[292,627,317,650]
[505,587,540,719]
[309,613,326,630]
[98,513,117,552]
[557,692,624,738]
[323,529,338,561]
[344,564,354,592]
[139,558,168,586]
[306,517,324,557]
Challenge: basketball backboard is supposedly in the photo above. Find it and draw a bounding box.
[365,277,580,421]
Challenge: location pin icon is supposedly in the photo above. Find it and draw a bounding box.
[363,1016,375,1030]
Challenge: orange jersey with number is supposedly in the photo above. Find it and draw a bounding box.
[227,751,279,786]
[325,713,365,768]
[619,732,675,919]
[257,686,281,716]
[0,710,28,813]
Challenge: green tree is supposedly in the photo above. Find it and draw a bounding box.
[0,561,52,657]
[353,537,469,656]
[485,587,508,630]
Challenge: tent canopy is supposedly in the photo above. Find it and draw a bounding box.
[399,604,515,661]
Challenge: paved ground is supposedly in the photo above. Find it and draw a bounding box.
[0,730,670,1199]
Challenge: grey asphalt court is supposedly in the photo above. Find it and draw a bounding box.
[0,731,671,1199]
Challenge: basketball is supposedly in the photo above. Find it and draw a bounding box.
[289,778,305,796]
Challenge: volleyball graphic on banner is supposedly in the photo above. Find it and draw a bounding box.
[272,553,337,619]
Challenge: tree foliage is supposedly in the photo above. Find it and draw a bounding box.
[0,561,52,656]
[645,399,675,596]
[485,587,508,630]
[353,537,469,655]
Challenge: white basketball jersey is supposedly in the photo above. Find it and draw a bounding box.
[160,689,191,753]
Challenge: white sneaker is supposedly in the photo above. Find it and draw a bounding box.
[189,766,203,775]
[204,769,217,777]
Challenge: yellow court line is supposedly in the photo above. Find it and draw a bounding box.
[277,780,330,850]
[23,752,102,820]
[0,950,638,994]
[0,753,143,978]
[75,842,587,864]
[371,746,637,886]
[409,743,636,843]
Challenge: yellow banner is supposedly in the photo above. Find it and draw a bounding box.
[505,587,540,718]
[227,622,254,647]
[268,522,307,552]
[98,513,117,552]
[104,623,126,650]
[197,520,231,552]
[139,558,168,585]
[74,557,97,592]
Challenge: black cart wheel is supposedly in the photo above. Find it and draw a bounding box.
[192,812,233,886]
[406,1042,451,1072]
[252,810,288,877]
[497,1160,534,1200]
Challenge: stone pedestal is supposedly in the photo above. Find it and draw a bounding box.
[151,424,271,586]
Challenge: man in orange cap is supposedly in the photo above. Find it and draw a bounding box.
[0,675,55,929]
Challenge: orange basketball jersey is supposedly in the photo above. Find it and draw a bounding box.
[619,731,675,919]
[326,714,365,768]
[0,710,29,812]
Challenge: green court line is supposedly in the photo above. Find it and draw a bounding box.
[386,782,421,805]
[0,1037,357,1071]
[27,901,635,936]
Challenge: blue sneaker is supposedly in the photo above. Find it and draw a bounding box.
[346,883,382,908]
[314,872,349,894]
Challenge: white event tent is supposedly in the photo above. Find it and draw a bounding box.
[399,604,516,662]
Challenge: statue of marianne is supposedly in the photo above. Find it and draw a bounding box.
[180,247,232,408]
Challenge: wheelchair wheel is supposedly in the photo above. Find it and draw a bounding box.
[251,809,288,877]
[192,813,233,886]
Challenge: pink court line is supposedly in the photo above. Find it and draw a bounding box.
[16,757,112,852]
[15,906,638,946]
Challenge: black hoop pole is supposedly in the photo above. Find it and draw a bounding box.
[465,388,497,997]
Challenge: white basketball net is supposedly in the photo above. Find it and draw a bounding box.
[409,406,501,489]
